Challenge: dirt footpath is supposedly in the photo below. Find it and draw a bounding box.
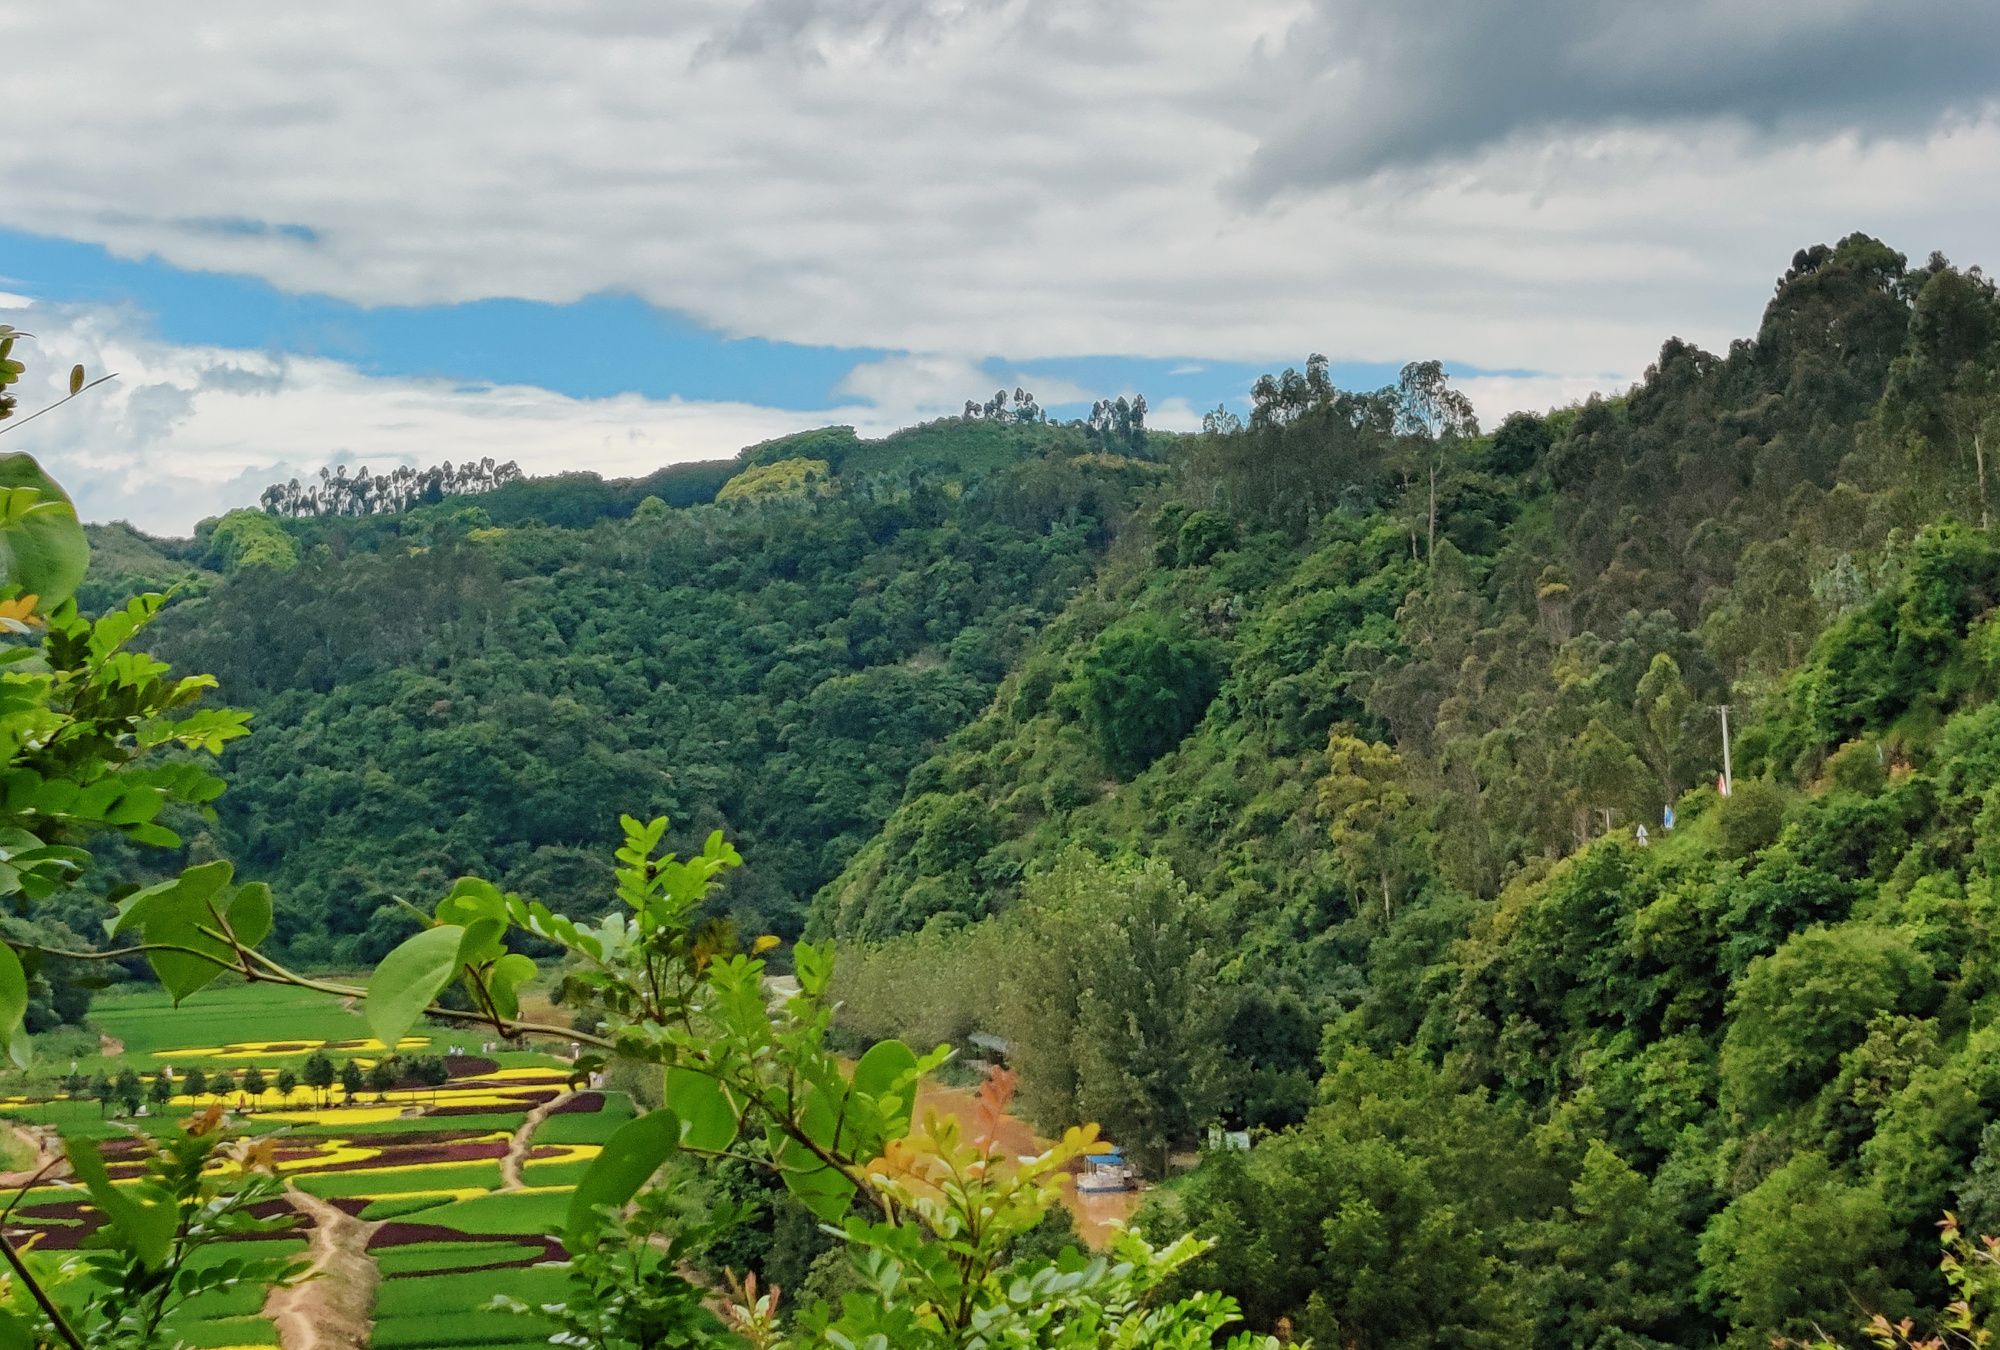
[264,1188,383,1350]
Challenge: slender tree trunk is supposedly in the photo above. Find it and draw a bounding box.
[1427,459,1438,564]
[1977,429,1991,531]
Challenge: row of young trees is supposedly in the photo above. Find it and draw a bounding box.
[259,457,523,518]
[63,1053,453,1116]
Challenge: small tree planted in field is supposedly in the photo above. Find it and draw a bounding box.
[302,1051,335,1107]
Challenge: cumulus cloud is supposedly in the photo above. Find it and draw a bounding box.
[1454,370,1629,427]
[0,297,875,533]
[4,2,2000,435]
[0,298,1144,533]
[1231,0,2000,199]
[835,353,1091,419]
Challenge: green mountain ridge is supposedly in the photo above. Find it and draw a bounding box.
[66,232,2000,1345]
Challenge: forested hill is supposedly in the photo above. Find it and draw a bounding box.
[818,235,2000,1345]
[73,233,2000,1343]
[80,414,1159,961]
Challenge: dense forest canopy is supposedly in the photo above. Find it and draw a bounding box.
[43,233,2000,1346]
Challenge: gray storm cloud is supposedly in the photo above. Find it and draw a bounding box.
[1232,0,2000,199]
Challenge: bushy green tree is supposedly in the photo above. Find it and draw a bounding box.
[1000,851,1225,1174]
[1069,615,1221,775]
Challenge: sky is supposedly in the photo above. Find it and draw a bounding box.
[3,1,1998,532]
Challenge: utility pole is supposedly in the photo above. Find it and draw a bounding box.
[1715,704,1734,797]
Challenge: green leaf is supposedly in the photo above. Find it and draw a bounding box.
[366,924,466,1049]
[851,1037,921,1149]
[227,882,273,950]
[435,877,507,929]
[0,453,87,610]
[566,1107,680,1246]
[109,860,236,1002]
[484,952,536,1020]
[793,941,831,997]
[665,1068,738,1153]
[852,1038,919,1100]
[0,945,26,1069]
[64,1137,176,1269]
[770,1085,860,1223]
[68,364,84,396]
[455,916,507,968]
[0,1307,30,1350]
[773,1133,857,1224]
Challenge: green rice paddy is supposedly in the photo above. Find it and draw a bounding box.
[0,979,635,1349]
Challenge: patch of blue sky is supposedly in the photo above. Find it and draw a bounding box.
[1,225,1522,419]
[0,227,885,409]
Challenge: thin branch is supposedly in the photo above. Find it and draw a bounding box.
[0,1156,64,1225]
[0,374,119,437]
[10,938,617,1050]
[0,1229,86,1350]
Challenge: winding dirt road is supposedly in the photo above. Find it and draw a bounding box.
[499,1089,576,1191]
[264,1188,383,1350]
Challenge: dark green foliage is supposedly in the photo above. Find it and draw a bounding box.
[129,433,1139,957]
[1713,778,1788,858]
[1069,615,1222,775]
[816,239,2000,1346]
[1486,410,1551,475]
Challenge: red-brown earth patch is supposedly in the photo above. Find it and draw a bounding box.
[284,1140,510,1174]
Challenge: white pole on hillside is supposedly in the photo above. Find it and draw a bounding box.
[1716,704,1734,797]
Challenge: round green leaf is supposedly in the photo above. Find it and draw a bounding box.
[227,881,274,950]
[852,1037,921,1151]
[109,860,236,1003]
[665,1067,739,1154]
[0,453,87,609]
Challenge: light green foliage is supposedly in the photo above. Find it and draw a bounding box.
[715,457,834,504]
[1721,925,1932,1120]
[1317,728,1418,922]
[1698,1152,1898,1340]
[1713,777,1789,858]
[997,851,1226,1175]
[0,445,251,1059]
[201,510,298,573]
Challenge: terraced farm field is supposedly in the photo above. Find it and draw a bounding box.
[0,981,631,1350]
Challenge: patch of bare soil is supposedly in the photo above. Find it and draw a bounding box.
[912,1082,1145,1248]
[97,1033,124,1056]
[0,1122,63,1189]
[264,1186,383,1350]
[500,1089,576,1190]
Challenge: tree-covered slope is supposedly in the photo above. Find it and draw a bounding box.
[121,419,1154,962]
[816,237,2000,1345]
